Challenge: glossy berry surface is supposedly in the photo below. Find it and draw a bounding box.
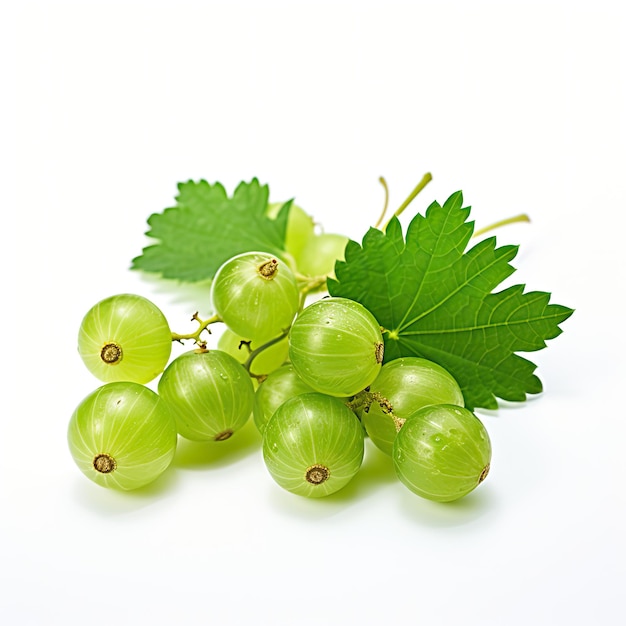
[362,357,465,455]
[262,392,364,497]
[211,251,300,342]
[77,293,172,384]
[252,364,316,434]
[158,349,255,442]
[393,404,491,502]
[288,297,384,397]
[67,381,178,490]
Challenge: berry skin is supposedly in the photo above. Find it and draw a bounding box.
[361,357,465,455]
[393,404,491,502]
[252,364,316,434]
[77,293,172,384]
[158,349,255,442]
[67,381,178,490]
[262,392,365,497]
[288,297,384,397]
[211,251,300,342]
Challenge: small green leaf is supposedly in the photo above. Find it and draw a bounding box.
[131,179,289,282]
[328,191,573,410]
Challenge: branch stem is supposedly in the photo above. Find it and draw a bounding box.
[243,329,290,380]
[295,273,328,302]
[374,176,390,229]
[171,313,221,343]
[473,213,531,238]
[383,172,432,230]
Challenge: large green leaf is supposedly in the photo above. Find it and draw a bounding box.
[131,178,290,282]
[327,191,573,410]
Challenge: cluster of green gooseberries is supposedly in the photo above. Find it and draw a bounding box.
[69,205,492,502]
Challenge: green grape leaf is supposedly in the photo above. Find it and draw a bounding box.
[131,179,290,282]
[327,191,574,410]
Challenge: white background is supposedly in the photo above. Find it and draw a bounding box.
[2,1,625,624]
